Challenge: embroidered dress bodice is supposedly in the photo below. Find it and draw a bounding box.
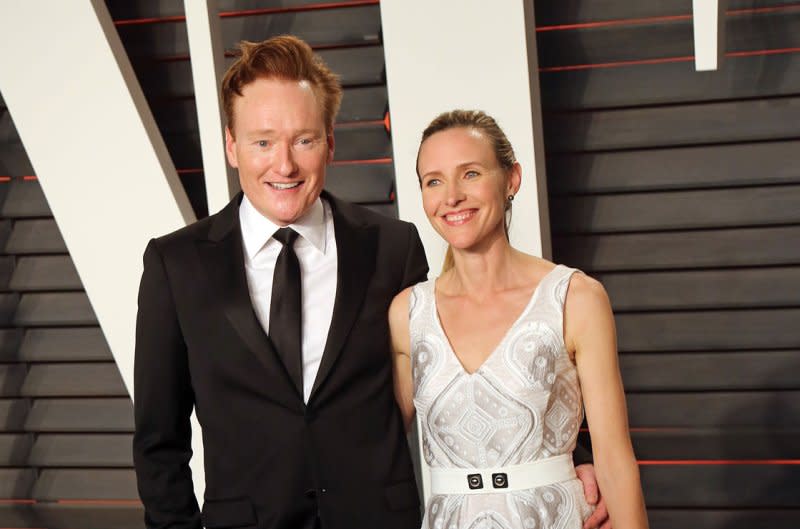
[410,265,592,529]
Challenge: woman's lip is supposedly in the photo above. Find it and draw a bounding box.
[442,209,477,225]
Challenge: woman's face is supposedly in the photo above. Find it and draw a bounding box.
[417,127,520,251]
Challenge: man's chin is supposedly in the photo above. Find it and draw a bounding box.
[268,203,310,226]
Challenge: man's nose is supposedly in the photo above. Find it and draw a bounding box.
[272,143,297,177]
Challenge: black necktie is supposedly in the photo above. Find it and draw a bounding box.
[269,228,303,395]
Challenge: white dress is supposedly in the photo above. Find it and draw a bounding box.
[410,265,593,529]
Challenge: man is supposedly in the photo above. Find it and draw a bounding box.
[133,35,609,529]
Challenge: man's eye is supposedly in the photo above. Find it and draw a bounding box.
[257,140,269,148]
[465,170,479,178]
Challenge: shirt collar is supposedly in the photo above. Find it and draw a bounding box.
[239,194,328,260]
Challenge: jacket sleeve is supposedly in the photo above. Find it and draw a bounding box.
[572,431,593,466]
[400,222,429,290]
[133,239,201,529]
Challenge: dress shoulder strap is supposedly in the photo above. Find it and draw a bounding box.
[409,278,435,329]
[552,264,581,308]
[531,264,582,317]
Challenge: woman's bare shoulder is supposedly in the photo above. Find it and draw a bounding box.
[390,285,414,312]
[565,270,614,342]
[516,252,558,283]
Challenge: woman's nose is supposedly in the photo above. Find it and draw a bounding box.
[444,180,464,207]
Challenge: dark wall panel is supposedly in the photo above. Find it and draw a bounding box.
[621,351,800,391]
[627,391,800,427]
[647,509,800,529]
[632,429,800,459]
[537,11,800,69]
[641,464,800,507]
[548,140,800,195]
[535,1,800,26]
[599,268,800,311]
[554,226,800,271]
[541,53,800,110]
[616,309,800,352]
[545,96,800,152]
[551,185,800,233]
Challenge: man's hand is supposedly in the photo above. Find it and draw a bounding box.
[576,463,611,529]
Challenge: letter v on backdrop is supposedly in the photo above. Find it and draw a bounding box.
[0,0,238,393]
[0,0,234,502]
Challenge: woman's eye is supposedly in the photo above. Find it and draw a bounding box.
[465,170,479,178]
[425,178,441,187]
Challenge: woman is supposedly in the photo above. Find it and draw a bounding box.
[389,110,648,529]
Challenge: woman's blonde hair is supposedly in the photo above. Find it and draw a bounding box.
[416,110,517,273]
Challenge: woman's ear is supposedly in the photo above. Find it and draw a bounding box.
[507,162,522,196]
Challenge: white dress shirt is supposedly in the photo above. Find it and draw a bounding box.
[239,195,338,403]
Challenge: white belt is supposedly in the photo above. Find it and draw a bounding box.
[429,454,576,495]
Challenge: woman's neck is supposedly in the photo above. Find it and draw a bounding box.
[443,231,523,300]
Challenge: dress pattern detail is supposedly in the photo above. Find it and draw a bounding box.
[410,265,592,529]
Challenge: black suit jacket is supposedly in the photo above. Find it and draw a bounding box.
[133,192,428,529]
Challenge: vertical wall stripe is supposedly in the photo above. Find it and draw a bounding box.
[693,0,727,70]
[184,0,239,213]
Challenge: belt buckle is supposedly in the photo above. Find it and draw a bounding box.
[492,472,508,489]
[467,473,483,490]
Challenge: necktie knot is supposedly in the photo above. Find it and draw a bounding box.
[273,227,299,247]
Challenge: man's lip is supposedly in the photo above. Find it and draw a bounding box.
[266,181,304,190]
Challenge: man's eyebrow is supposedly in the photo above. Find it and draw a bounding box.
[244,128,323,138]
[243,129,276,138]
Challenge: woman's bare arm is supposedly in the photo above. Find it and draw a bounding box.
[566,274,649,529]
[389,287,415,431]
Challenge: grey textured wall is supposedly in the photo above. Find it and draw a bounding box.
[536,1,800,527]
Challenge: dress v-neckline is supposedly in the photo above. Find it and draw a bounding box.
[431,265,561,376]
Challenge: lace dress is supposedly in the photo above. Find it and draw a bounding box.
[410,265,592,529]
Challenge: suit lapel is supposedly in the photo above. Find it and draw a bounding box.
[199,194,302,402]
[310,194,377,399]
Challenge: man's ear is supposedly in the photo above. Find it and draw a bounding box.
[225,126,239,168]
[326,130,335,164]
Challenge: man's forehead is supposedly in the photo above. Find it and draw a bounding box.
[237,76,314,92]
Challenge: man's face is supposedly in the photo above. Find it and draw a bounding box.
[225,77,334,226]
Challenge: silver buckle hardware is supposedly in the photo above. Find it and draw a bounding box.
[492,472,508,489]
[467,473,483,490]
